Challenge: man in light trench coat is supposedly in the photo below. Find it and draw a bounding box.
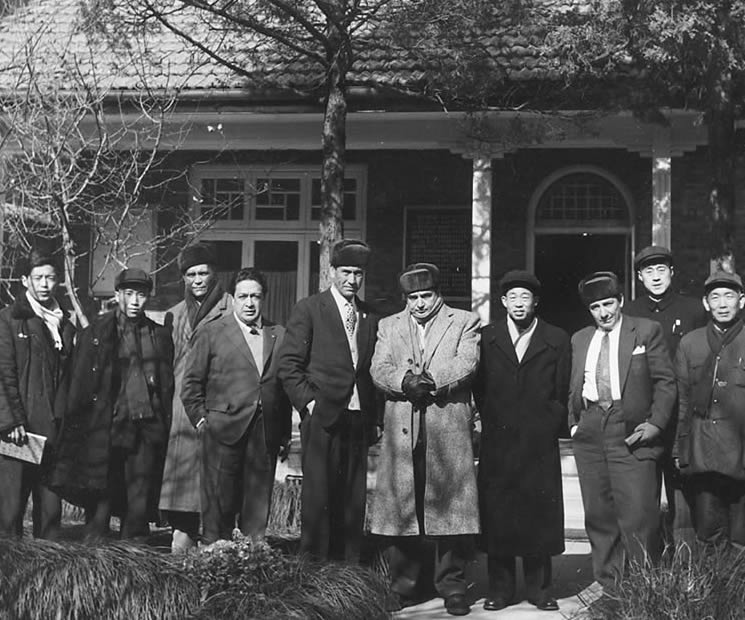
[369,262,481,617]
[159,243,232,551]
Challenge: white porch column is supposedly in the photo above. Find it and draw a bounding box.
[472,156,492,324]
[652,127,672,248]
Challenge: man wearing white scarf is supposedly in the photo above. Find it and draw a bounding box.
[0,252,75,539]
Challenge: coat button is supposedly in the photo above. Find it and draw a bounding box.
[92,338,99,345]
[402,428,408,435]
[92,394,98,401]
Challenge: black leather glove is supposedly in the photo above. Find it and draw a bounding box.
[401,370,436,407]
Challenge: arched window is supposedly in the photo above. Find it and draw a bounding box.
[536,172,629,228]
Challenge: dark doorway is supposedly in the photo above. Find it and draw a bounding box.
[534,233,630,335]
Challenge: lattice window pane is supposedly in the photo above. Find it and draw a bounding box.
[310,178,357,221]
[536,173,627,225]
[255,178,301,221]
[200,178,245,220]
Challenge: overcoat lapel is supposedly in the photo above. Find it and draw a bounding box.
[619,317,636,392]
[520,320,549,366]
[490,320,519,367]
[423,306,453,368]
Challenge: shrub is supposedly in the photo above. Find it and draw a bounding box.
[187,532,391,620]
[578,542,745,619]
[0,538,200,620]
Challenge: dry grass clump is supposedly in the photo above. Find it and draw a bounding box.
[0,537,200,620]
[189,532,390,619]
[266,478,302,539]
[577,542,745,619]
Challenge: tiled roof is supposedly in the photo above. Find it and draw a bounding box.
[0,0,581,98]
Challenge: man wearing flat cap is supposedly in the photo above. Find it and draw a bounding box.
[369,262,480,616]
[624,245,707,541]
[674,271,745,547]
[159,242,232,551]
[569,271,675,595]
[474,270,569,613]
[279,239,379,562]
[51,268,174,540]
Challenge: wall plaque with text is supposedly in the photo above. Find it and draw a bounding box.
[405,207,470,299]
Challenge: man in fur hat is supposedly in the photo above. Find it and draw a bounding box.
[52,268,174,540]
[475,270,569,612]
[369,262,480,616]
[160,242,232,552]
[569,271,675,595]
[279,239,379,563]
[0,252,75,539]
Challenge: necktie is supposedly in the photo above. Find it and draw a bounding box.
[596,332,612,409]
[345,303,357,337]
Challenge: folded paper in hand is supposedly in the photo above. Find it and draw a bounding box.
[0,433,46,464]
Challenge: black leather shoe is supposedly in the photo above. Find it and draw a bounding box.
[444,593,470,616]
[483,595,508,611]
[529,595,559,611]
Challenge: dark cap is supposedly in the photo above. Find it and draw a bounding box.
[578,271,623,306]
[178,242,216,273]
[399,263,440,294]
[330,239,370,268]
[499,270,541,296]
[115,268,153,292]
[634,245,673,271]
[704,270,743,294]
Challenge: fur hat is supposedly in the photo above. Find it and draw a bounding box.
[499,270,541,296]
[178,242,217,273]
[578,271,622,306]
[330,239,370,268]
[399,263,440,294]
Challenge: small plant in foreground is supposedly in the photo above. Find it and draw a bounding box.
[575,541,745,619]
[187,531,391,619]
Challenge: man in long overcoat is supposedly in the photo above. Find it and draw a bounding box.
[278,239,379,563]
[51,268,174,539]
[674,271,745,546]
[369,263,480,617]
[160,242,232,551]
[0,252,75,539]
[474,270,569,612]
[182,267,291,544]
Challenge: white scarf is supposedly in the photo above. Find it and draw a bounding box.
[507,315,538,363]
[26,290,64,350]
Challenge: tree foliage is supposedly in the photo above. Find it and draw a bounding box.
[82,0,397,290]
[0,17,213,324]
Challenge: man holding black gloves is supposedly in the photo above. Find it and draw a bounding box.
[369,263,481,616]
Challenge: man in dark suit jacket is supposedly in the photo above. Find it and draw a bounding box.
[182,267,291,544]
[278,239,379,562]
[569,271,676,594]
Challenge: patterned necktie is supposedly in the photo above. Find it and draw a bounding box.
[345,302,357,337]
[596,332,612,409]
